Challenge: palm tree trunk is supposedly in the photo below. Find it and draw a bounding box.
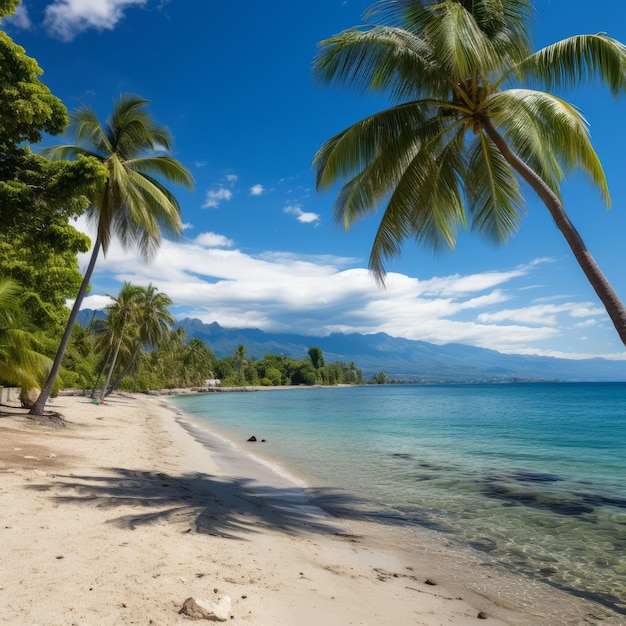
[481,116,626,347]
[30,238,102,416]
[104,345,139,398]
[99,333,123,403]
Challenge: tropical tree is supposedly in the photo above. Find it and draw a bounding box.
[96,282,143,402]
[103,283,175,396]
[0,280,50,390]
[313,0,626,346]
[30,95,194,415]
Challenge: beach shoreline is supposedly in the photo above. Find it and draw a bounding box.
[0,392,617,624]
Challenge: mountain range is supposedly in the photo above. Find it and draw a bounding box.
[75,311,626,382]
[175,318,626,383]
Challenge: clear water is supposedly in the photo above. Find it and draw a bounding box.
[170,382,626,616]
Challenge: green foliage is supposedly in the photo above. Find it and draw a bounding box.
[32,95,194,413]
[370,371,389,385]
[308,345,325,369]
[312,1,626,347]
[0,279,51,388]
[0,31,66,146]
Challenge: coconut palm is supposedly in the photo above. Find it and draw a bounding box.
[97,282,143,402]
[103,283,174,397]
[30,95,194,415]
[313,0,626,345]
[0,279,50,390]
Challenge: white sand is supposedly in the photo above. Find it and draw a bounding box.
[0,393,617,625]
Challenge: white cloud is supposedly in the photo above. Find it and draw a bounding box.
[224,174,238,183]
[193,232,234,248]
[283,205,320,225]
[44,0,147,41]
[70,294,114,311]
[5,4,32,29]
[69,216,625,360]
[181,223,194,231]
[249,184,265,196]
[202,186,232,208]
[477,302,602,327]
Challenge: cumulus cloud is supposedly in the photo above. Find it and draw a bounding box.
[193,232,234,248]
[203,186,232,208]
[69,216,622,359]
[249,184,265,196]
[71,294,114,311]
[283,205,320,225]
[44,0,147,41]
[477,302,603,327]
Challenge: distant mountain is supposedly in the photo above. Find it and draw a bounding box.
[175,317,626,383]
[75,311,626,382]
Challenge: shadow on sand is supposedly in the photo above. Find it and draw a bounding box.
[25,467,377,541]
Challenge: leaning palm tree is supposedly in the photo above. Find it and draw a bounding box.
[30,95,194,415]
[97,282,143,402]
[313,0,626,346]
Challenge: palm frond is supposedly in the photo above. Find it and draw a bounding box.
[126,155,195,188]
[489,89,609,204]
[314,26,450,101]
[314,101,433,192]
[368,121,468,281]
[466,132,524,241]
[71,106,111,155]
[519,34,626,96]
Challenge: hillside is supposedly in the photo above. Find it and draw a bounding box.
[76,311,626,382]
[175,318,626,383]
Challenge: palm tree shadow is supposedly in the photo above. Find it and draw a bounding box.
[27,468,372,540]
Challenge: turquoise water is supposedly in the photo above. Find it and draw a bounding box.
[170,383,626,616]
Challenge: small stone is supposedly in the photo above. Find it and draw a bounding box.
[478,611,488,619]
[247,436,257,442]
[179,597,212,619]
[424,578,437,586]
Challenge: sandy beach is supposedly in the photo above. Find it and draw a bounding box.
[0,392,616,625]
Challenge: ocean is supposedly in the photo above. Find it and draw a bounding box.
[169,382,626,620]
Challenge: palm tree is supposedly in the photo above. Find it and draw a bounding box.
[103,283,174,397]
[313,0,626,346]
[97,282,143,402]
[0,280,50,391]
[30,94,194,415]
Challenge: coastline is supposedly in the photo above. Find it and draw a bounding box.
[0,393,617,624]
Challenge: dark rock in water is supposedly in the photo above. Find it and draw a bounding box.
[247,436,257,442]
[539,566,558,575]
[424,578,437,586]
[261,439,266,442]
[477,611,488,619]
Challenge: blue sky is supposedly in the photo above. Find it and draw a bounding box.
[4,1,626,360]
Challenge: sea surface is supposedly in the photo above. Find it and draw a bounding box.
[169,382,626,618]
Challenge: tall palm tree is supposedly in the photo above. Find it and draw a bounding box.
[313,0,626,346]
[30,95,194,415]
[98,282,143,402]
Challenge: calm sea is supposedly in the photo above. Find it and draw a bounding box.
[169,382,626,618]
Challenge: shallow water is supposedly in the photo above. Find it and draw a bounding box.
[170,382,626,617]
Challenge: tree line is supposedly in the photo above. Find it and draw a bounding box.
[69,282,364,394]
